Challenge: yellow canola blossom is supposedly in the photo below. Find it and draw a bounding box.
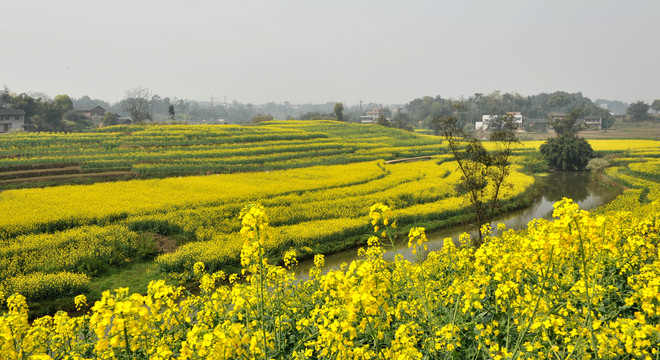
[5,136,660,358]
[0,161,386,239]
[2,199,660,359]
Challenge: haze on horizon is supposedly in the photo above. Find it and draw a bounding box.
[2,0,658,106]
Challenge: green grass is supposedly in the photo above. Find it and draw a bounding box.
[4,230,170,319]
[22,261,177,319]
[517,119,660,141]
[87,261,169,301]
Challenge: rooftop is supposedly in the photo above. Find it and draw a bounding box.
[0,109,26,115]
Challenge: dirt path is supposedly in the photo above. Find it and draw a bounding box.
[0,166,81,176]
[151,233,179,253]
[0,171,134,184]
[385,156,433,164]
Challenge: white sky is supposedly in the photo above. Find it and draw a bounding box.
[2,0,658,105]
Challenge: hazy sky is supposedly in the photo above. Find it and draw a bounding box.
[2,0,658,106]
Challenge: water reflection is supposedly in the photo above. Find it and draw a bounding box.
[537,171,597,202]
[481,171,619,233]
[295,172,622,277]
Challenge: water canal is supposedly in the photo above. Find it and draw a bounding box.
[296,171,623,276]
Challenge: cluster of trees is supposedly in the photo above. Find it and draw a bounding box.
[540,109,594,171]
[112,90,391,125]
[625,100,660,122]
[1,87,92,132]
[4,84,658,133]
[122,88,635,133]
[405,91,616,132]
[3,85,393,130]
[437,104,602,247]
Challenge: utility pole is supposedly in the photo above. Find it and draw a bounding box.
[209,95,216,107]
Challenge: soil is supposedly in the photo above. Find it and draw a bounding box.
[152,233,179,254]
[0,171,134,184]
[0,165,81,176]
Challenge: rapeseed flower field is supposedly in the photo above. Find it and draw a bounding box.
[0,121,445,176]
[1,195,660,358]
[2,123,660,357]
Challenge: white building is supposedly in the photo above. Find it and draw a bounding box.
[476,112,523,131]
[0,109,25,133]
[360,108,387,124]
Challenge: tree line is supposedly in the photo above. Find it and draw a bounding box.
[2,85,658,132]
[1,87,91,132]
[405,91,619,133]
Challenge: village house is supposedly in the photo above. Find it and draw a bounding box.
[580,115,602,130]
[0,109,25,133]
[548,113,602,131]
[77,105,108,127]
[475,112,523,131]
[548,113,567,122]
[523,118,550,132]
[360,108,387,124]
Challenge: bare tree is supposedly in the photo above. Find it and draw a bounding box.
[436,107,519,247]
[123,87,153,123]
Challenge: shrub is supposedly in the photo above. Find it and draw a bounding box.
[586,157,611,172]
[540,135,594,171]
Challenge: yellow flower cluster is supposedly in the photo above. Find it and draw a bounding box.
[0,225,154,303]
[0,161,385,239]
[407,227,427,255]
[2,198,660,358]
[1,153,536,297]
[153,161,532,279]
[8,133,660,318]
[2,271,90,303]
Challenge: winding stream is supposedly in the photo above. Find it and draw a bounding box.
[296,171,622,276]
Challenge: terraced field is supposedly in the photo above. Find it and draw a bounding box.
[0,121,446,187]
[0,121,540,305]
[1,126,660,358]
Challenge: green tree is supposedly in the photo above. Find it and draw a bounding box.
[376,114,390,127]
[9,93,40,121]
[390,111,413,131]
[540,136,593,171]
[52,94,73,113]
[651,99,660,115]
[593,107,615,130]
[551,108,583,136]
[333,102,344,122]
[29,101,65,132]
[63,110,92,131]
[438,109,519,246]
[103,112,119,126]
[540,108,594,171]
[626,101,650,122]
[546,92,571,112]
[168,105,176,120]
[0,85,11,107]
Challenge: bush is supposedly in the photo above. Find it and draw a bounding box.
[519,151,549,173]
[540,136,594,171]
[586,157,611,172]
